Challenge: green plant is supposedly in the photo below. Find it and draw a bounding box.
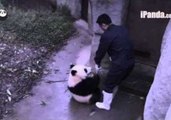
[0,0,8,7]
[0,7,75,51]
[0,6,75,119]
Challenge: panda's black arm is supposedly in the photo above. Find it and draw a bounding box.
[68,77,100,96]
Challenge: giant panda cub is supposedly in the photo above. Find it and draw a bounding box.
[68,64,101,104]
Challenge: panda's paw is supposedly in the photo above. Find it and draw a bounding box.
[87,72,95,78]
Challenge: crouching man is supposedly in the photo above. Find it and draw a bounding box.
[94,13,135,110]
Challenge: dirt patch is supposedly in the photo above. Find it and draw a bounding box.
[0,42,44,117]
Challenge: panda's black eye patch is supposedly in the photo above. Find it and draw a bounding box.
[84,68,88,73]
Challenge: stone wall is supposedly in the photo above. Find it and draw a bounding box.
[165,105,171,120]
[89,0,129,70]
[126,0,171,66]
[89,0,128,32]
[144,19,171,120]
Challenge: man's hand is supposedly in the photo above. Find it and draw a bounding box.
[95,64,101,73]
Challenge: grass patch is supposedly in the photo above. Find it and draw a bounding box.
[0,6,75,50]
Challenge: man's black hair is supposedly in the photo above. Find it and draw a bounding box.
[96,13,112,25]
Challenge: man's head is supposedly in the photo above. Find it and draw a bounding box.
[96,13,112,31]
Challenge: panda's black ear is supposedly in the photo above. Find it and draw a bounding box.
[70,64,75,69]
[71,70,77,76]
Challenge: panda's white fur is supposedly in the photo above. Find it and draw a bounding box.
[72,94,92,103]
[68,64,92,103]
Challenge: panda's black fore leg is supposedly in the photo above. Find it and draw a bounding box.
[89,89,102,104]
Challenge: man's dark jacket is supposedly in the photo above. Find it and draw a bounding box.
[94,24,134,70]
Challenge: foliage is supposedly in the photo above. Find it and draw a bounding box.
[0,6,75,119]
[0,0,8,7]
[0,7,75,50]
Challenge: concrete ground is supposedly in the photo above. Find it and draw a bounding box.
[2,34,144,120]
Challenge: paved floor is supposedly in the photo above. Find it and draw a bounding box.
[2,34,144,120]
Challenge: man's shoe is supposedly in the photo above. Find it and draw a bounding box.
[95,91,113,110]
